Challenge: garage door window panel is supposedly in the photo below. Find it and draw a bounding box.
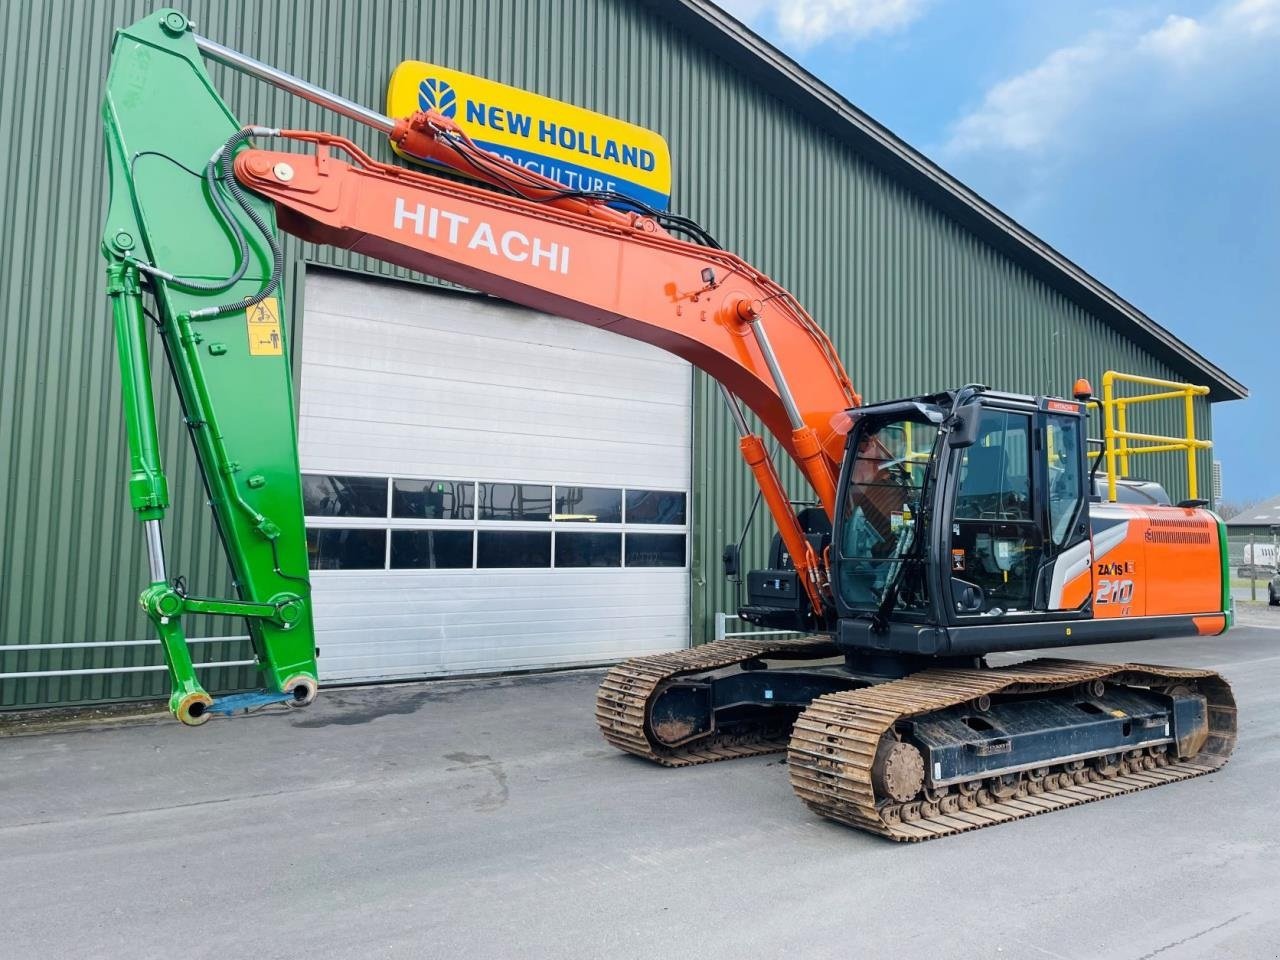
[625,532,686,567]
[307,528,387,570]
[303,474,388,517]
[625,490,686,525]
[479,483,552,521]
[391,530,475,569]
[393,479,475,520]
[555,532,622,567]
[554,486,622,523]
[477,530,552,568]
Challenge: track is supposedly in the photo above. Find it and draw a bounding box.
[594,637,837,766]
[788,659,1237,841]
[597,646,1236,840]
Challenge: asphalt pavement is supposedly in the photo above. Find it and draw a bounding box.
[3,613,1278,960]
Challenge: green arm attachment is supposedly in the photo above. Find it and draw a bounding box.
[101,9,318,724]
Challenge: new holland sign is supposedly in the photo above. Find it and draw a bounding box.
[387,62,672,210]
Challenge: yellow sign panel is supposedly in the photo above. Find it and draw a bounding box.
[246,297,283,356]
[387,61,672,210]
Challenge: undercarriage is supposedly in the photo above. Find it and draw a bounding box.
[595,639,1236,840]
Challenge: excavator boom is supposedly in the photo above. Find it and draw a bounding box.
[238,130,857,474]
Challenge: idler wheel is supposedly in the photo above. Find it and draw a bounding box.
[872,736,925,804]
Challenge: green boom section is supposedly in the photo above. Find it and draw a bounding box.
[100,10,317,722]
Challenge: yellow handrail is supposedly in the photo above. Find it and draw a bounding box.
[900,421,934,465]
[1100,371,1210,503]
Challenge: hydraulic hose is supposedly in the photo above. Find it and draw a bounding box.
[130,127,285,318]
[194,127,286,318]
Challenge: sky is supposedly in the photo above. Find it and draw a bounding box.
[718,0,1278,503]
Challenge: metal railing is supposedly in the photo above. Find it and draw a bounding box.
[0,636,253,681]
[1100,371,1211,503]
[714,612,804,643]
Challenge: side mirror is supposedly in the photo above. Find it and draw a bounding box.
[722,543,740,579]
[948,404,981,448]
[951,578,984,614]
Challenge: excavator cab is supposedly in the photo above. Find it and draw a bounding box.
[830,387,1094,664]
[741,386,1096,663]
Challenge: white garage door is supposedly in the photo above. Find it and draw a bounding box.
[298,271,693,682]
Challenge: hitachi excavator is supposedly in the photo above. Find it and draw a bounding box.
[101,11,1236,840]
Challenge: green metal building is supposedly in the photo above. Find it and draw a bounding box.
[0,0,1245,711]
[1225,496,1280,540]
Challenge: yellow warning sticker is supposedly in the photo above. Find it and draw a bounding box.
[246,297,283,356]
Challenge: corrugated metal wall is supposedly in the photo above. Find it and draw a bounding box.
[0,0,1216,707]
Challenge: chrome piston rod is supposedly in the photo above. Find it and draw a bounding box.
[144,519,167,584]
[745,316,806,432]
[717,383,752,438]
[193,34,396,135]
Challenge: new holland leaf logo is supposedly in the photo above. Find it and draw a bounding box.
[418,77,457,118]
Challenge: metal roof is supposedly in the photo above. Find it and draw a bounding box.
[648,0,1248,402]
[1226,494,1280,527]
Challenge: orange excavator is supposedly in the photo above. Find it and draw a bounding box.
[102,11,1235,840]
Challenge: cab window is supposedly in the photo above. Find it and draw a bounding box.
[1046,415,1083,545]
[954,410,1031,520]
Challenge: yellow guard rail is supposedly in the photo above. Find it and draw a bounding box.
[1101,371,1211,503]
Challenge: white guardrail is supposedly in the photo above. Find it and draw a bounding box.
[714,612,806,643]
[0,636,254,680]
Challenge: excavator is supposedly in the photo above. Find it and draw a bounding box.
[101,10,1236,840]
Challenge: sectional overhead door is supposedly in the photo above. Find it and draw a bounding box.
[298,270,693,682]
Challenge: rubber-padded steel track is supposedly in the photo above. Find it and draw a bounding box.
[788,658,1236,841]
[595,638,837,766]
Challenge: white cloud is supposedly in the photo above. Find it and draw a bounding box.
[1139,14,1206,62]
[1225,0,1280,34]
[718,0,931,49]
[945,38,1110,155]
[944,0,1280,158]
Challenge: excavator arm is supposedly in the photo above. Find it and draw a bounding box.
[101,10,858,723]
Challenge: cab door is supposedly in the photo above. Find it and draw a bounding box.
[945,407,1044,617]
[1039,410,1093,611]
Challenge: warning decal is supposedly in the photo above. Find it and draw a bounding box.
[246,298,283,356]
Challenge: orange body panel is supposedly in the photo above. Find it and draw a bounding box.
[1086,504,1222,620]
